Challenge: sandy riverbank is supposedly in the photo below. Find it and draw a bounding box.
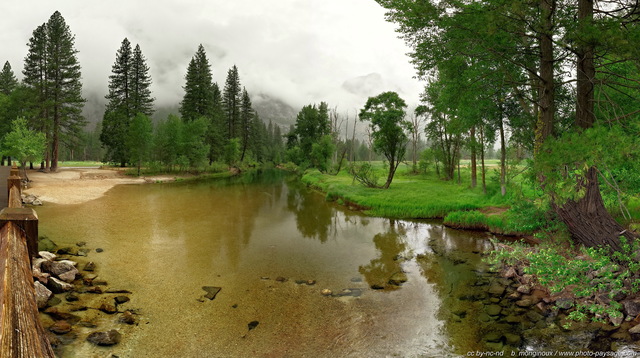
[22,167,181,205]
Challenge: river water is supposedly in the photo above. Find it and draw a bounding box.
[37,170,511,357]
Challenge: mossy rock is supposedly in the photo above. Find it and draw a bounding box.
[38,236,58,252]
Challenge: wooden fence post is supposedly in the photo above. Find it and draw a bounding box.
[0,208,38,263]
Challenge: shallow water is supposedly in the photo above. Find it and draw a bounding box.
[37,170,498,357]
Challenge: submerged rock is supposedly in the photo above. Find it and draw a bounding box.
[114,296,130,305]
[87,330,121,346]
[248,321,259,331]
[99,303,118,314]
[120,311,136,325]
[38,237,58,253]
[49,321,72,335]
[202,286,221,300]
[388,272,408,286]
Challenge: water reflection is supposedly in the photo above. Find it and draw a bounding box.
[36,170,500,357]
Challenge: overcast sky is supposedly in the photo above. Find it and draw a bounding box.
[0,0,422,121]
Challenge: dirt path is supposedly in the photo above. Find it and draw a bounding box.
[23,168,178,205]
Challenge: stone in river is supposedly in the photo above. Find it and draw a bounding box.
[49,320,72,335]
[120,310,136,325]
[99,303,118,314]
[47,277,74,293]
[321,289,333,296]
[248,321,259,331]
[83,262,96,272]
[485,304,502,316]
[114,296,130,305]
[34,281,52,309]
[202,286,221,300]
[388,271,408,286]
[87,330,121,346]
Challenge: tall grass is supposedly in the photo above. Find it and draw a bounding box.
[302,164,511,219]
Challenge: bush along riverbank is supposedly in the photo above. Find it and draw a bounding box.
[35,236,138,356]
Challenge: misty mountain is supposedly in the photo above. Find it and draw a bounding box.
[80,90,298,131]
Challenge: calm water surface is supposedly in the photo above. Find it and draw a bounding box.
[38,170,496,357]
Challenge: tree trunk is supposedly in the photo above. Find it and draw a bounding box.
[470,127,477,188]
[480,126,486,195]
[576,0,595,129]
[499,113,507,196]
[554,167,635,252]
[535,0,556,155]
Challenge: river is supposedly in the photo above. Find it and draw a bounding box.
[35,170,560,357]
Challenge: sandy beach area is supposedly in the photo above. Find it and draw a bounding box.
[23,167,179,205]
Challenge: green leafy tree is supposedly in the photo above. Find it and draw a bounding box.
[153,115,183,170]
[0,61,18,95]
[126,113,153,176]
[359,91,409,189]
[294,103,330,155]
[182,117,209,169]
[180,44,214,121]
[310,134,335,173]
[1,118,46,180]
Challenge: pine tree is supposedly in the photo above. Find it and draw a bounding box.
[0,61,18,95]
[101,38,154,166]
[22,23,50,167]
[206,82,225,163]
[131,44,154,117]
[239,87,254,161]
[24,12,87,172]
[101,38,133,166]
[222,65,241,140]
[180,44,213,121]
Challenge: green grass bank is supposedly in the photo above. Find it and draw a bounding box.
[300,163,545,236]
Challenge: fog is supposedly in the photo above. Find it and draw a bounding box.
[0,0,422,125]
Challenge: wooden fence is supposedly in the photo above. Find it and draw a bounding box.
[0,166,55,357]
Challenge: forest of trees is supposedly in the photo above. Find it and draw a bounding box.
[377,0,640,250]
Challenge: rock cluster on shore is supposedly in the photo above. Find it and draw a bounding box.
[459,262,640,352]
[34,239,137,354]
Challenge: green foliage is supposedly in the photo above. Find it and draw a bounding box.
[310,135,335,173]
[224,138,240,167]
[23,11,86,170]
[418,148,434,174]
[0,61,18,95]
[348,162,380,188]
[126,113,153,176]
[302,164,508,218]
[489,236,640,325]
[1,117,46,169]
[359,91,410,189]
[180,44,214,121]
[101,38,154,167]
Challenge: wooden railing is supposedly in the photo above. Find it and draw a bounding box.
[0,166,55,357]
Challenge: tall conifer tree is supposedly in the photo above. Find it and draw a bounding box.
[0,61,18,95]
[23,12,85,171]
[222,65,241,140]
[101,38,154,166]
[239,87,254,161]
[180,44,213,121]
